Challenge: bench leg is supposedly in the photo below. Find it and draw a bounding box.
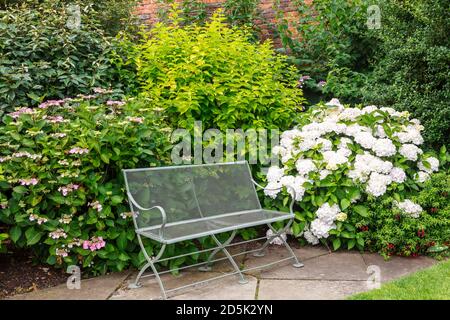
[254,219,304,268]
[129,235,168,299]
[207,232,248,284]
[199,230,236,272]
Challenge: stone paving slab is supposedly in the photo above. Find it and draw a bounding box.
[247,250,368,281]
[3,247,440,300]
[242,245,330,275]
[258,279,368,300]
[172,275,258,300]
[8,272,130,300]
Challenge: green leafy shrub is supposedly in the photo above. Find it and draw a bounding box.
[114,12,304,131]
[363,0,450,147]
[366,172,450,259]
[0,0,127,115]
[274,0,377,103]
[0,93,173,274]
[263,98,446,251]
[0,0,139,36]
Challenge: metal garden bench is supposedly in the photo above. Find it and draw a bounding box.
[123,161,303,299]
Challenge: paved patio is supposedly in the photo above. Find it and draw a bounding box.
[7,244,437,300]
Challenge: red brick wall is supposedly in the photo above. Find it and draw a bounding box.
[135,0,310,44]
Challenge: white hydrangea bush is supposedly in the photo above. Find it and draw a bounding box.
[264,99,440,249]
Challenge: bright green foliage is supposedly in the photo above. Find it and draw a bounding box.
[349,259,450,300]
[366,172,450,259]
[0,93,172,273]
[114,12,305,132]
[0,0,125,115]
[363,0,450,147]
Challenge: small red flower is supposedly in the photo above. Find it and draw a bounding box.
[411,253,419,257]
[387,243,395,250]
[427,241,436,247]
[417,229,425,238]
[430,207,438,214]
[395,214,401,221]
[360,226,369,232]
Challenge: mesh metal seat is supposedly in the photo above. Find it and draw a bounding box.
[123,161,303,299]
[137,209,294,244]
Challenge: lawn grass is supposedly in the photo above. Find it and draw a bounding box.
[349,259,450,300]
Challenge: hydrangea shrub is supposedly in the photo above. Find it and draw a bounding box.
[264,99,442,250]
[0,92,172,273]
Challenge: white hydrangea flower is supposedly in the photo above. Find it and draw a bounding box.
[315,203,341,224]
[266,229,287,246]
[315,138,333,151]
[399,144,423,161]
[354,131,377,150]
[280,175,306,201]
[337,147,352,158]
[374,125,387,138]
[345,124,370,137]
[389,167,406,183]
[298,138,318,152]
[338,137,353,149]
[418,156,439,173]
[379,107,396,115]
[394,125,424,145]
[295,159,317,176]
[319,169,331,180]
[415,171,430,183]
[267,166,284,183]
[303,228,319,245]
[395,199,423,218]
[325,98,344,110]
[280,175,295,188]
[264,181,282,199]
[310,219,336,239]
[366,172,392,197]
[338,108,362,121]
[272,146,286,157]
[372,138,396,157]
[322,150,349,170]
[361,105,378,114]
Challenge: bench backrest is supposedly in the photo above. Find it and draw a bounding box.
[123,161,261,229]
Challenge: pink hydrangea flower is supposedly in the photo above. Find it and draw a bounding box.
[45,115,66,123]
[9,107,35,119]
[19,178,39,186]
[38,100,65,109]
[83,236,106,251]
[93,88,113,94]
[77,94,97,100]
[126,116,144,124]
[68,147,89,155]
[88,201,103,212]
[106,100,125,107]
[58,183,80,196]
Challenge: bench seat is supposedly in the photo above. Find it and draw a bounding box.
[137,209,294,244]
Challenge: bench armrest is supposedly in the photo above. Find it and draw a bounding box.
[127,192,167,239]
[251,179,297,216]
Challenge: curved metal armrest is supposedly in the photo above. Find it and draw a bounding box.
[251,179,297,215]
[127,192,167,239]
